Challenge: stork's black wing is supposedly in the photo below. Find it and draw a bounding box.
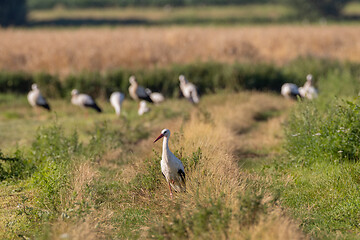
[84,103,102,113]
[136,86,153,103]
[178,169,186,183]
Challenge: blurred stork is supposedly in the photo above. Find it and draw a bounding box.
[145,88,165,104]
[128,75,153,103]
[281,83,300,99]
[154,129,186,199]
[71,89,102,113]
[179,75,199,104]
[110,91,125,116]
[27,84,51,111]
[138,100,150,116]
[299,74,318,100]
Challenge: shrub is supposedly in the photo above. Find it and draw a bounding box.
[0,150,32,181]
[1,59,359,100]
[30,125,81,212]
[285,99,360,166]
[281,0,352,18]
[150,194,232,239]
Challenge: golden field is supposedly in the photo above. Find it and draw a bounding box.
[0,25,359,75]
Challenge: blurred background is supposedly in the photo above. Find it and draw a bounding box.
[1,0,360,27]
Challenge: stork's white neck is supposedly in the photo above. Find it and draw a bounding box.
[162,136,170,162]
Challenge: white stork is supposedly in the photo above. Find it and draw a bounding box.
[71,89,102,113]
[138,100,150,116]
[299,74,318,100]
[154,129,186,199]
[145,88,165,104]
[27,84,51,111]
[179,75,199,104]
[281,83,300,99]
[128,75,153,103]
[110,91,125,116]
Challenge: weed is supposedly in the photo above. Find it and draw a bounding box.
[150,194,232,239]
[132,150,162,192]
[238,190,266,227]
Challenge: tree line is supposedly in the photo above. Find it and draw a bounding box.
[0,0,358,27]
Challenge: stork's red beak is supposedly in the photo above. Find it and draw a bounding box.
[154,134,164,143]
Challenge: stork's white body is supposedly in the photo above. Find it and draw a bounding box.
[110,92,125,116]
[299,74,318,100]
[71,93,95,107]
[145,88,165,104]
[154,129,186,198]
[71,89,102,112]
[179,75,199,104]
[281,83,300,99]
[27,84,50,111]
[128,75,152,103]
[128,76,139,101]
[138,100,150,115]
[161,138,186,193]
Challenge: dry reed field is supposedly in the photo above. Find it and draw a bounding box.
[0,25,359,75]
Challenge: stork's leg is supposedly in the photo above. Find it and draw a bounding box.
[168,182,173,199]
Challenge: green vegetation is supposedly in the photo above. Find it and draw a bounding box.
[256,71,360,238]
[2,58,360,100]
[27,0,276,9]
[26,0,360,23]
[2,58,360,239]
[281,0,353,18]
[28,4,294,26]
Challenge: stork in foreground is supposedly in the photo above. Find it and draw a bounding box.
[27,84,51,111]
[281,83,300,99]
[110,91,125,116]
[179,75,200,104]
[154,129,186,199]
[71,89,102,113]
[128,75,153,103]
[145,88,165,104]
[298,74,318,100]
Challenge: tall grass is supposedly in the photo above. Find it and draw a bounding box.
[1,26,359,74]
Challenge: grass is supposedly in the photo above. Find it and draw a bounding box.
[2,55,360,239]
[0,90,306,239]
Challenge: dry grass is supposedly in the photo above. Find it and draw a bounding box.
[0,26,359,75]
[144,92,305,239]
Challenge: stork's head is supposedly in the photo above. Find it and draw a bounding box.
[145,88,152,95]
[154,129,170,143]
[306,74,313,82]
[71,89,79,96]
[129,75,137,85]
[31,84,38,90]
[179,75,186,84]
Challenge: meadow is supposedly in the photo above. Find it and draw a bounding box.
[2,5,360,240]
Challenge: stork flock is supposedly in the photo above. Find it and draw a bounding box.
[27,74,200,116]
[26,73,318,199]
